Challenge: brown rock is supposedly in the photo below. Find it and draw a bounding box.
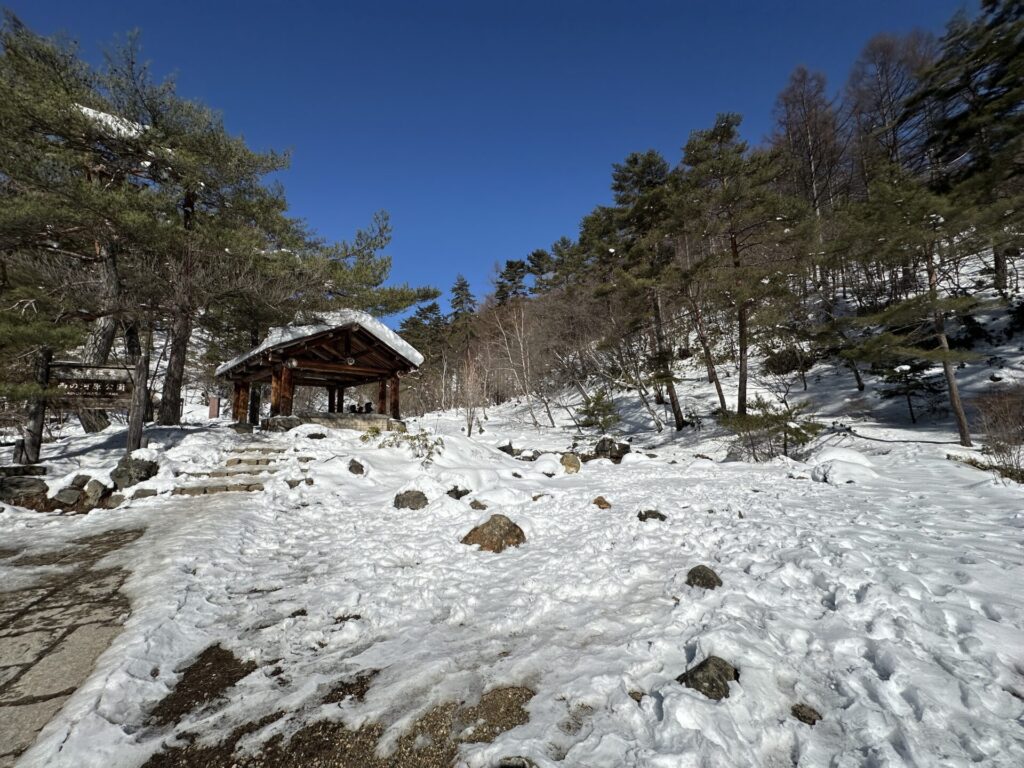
[394,490,429,510]
[470,499,488,510]
[637,509,666,522]
[676,656,738,700]
[686,565,722,590]
[461,514,526,553]
[560,453,582,474]
[348,459,365,475]
[791,703,822,725]
[592,496,612,510]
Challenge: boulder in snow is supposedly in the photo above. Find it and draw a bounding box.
[686,565,722,590]
[470,499,488,510]
[560,453,581,474]
[461,514,526,553]
[394,490,429,510]
[791,702,822,725]
[592,436,631,463]
[447,486,471,500]
[0,476,49,508]
[811,460,879,485]
[110,457,159,490]
[592,496,612,510]
[638,509,666,522]
[348,459,365,475]
[676,656,739,700]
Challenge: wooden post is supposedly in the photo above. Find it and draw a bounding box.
[208,395,221,419]
[248,383,261,425]
[339,386,346,413]
[389,374,401,419]
[377,379,387,415]
[232,381,249,422]
[270,367,282,416]
[327,386,336,414]
[280,366,295,416]
[13,347,51,465]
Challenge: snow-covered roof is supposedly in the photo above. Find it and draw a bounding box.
[215,309,423,378]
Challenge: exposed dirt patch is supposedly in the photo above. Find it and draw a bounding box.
[149,645,257,726]
[144,685,535,768]
[323,670,378,704]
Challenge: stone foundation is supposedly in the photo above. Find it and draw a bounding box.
[259,413,406,433]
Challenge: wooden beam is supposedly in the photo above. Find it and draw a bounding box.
[389,374,400,419]
[232,381,249,423]
[284,357,391,376]
[377,379,387,415]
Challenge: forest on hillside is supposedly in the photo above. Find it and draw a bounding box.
[0,10,436,457]
[397,0,1023,466]
[1,2,1022,476]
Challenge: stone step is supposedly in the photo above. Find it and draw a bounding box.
[171,482,265,496]
[224,456,314,467]
[169,476,314,496]
[226,446,284,454]
[176,467,284,478]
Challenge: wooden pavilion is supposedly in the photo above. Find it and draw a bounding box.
[215,310,423,428]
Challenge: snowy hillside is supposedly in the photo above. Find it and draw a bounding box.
[2,388,1023,767]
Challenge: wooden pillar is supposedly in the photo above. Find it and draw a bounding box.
[208,395,221,419]
[339,386,346,413]
[377,379,387,415]
[247,383,261,424]
[280,366,295,416]
[270,367,282,416]
[389,375,400,419]
[231,381,249,423]
[327,386,336,414]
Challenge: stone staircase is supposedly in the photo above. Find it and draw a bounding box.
[167,444,315,497]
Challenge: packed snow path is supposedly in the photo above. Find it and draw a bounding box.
[1,423,1022,767]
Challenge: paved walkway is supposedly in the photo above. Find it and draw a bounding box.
[0,528,143,767]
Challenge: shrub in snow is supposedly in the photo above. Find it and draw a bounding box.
[722,396,821,462]
[676,656,739,701]
[578,389,620,432]
[461,514,526,553]
[976,385,1024,483]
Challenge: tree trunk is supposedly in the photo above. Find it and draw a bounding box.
[126,329,151,455]
[13,348,51,465]
[651,291,686,430]
[157,311,192,425]
[927,254,972,446]
[77,247,123,433]
[993,243,1008,293]
[737,301,750,416]
[689,298,729,414]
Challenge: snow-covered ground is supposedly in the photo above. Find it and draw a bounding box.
[3,387,1024,767]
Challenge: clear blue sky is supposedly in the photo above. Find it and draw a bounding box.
[11,0,969,313]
